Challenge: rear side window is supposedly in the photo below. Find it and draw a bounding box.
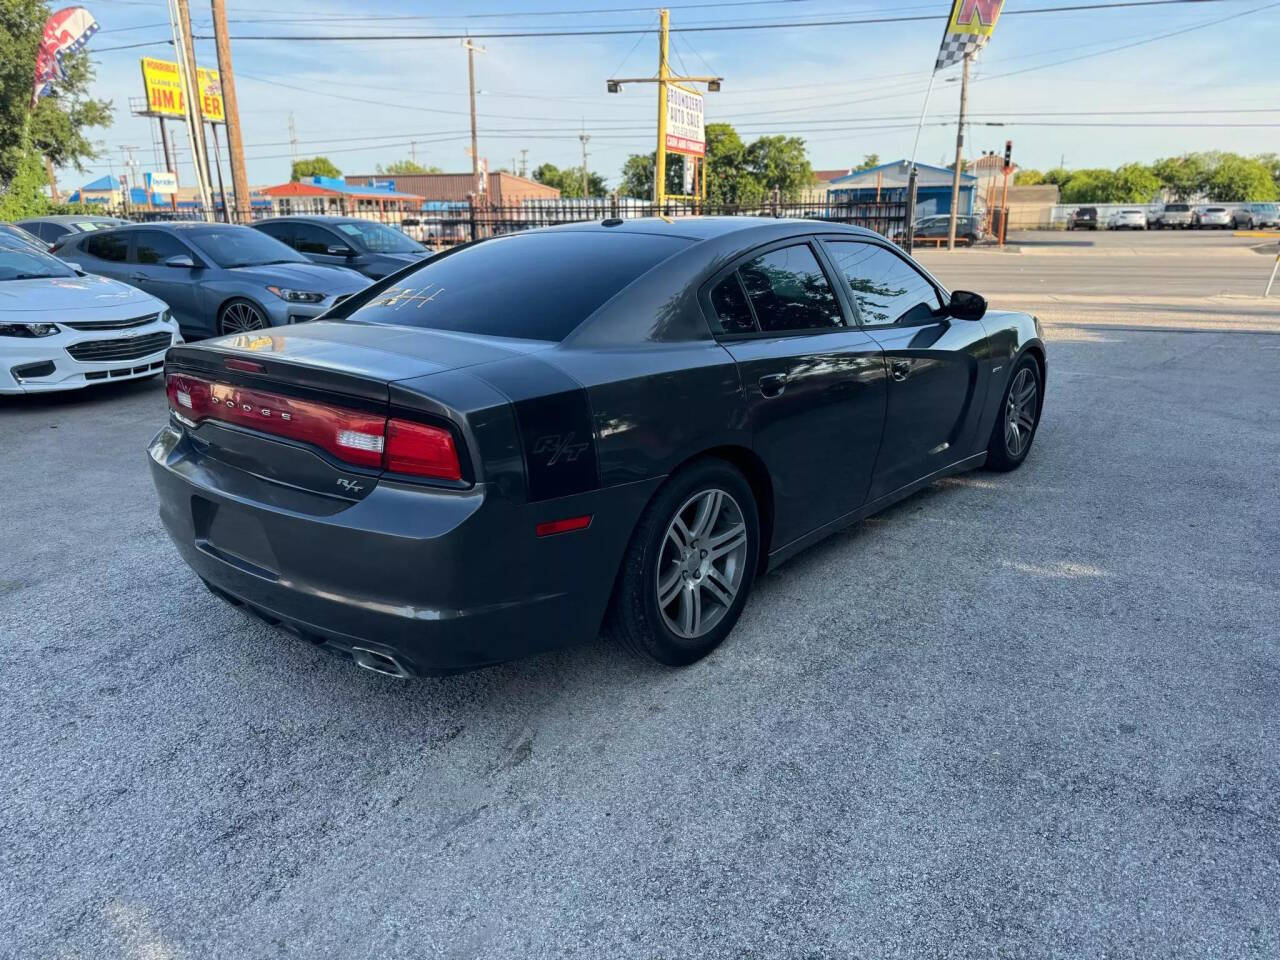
[347,231,691,341]
[737,244,844,333]
[709,274,756,334]
[84,232,129,262]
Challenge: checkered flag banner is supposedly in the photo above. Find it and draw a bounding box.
[934,0,1005,70]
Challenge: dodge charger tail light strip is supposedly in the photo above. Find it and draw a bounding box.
[166,373,462,482]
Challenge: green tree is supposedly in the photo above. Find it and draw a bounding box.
[853,153,880,172]
[1015,169,1045,186]
[1205,154,1278,202]
[1,0,113,190]
[1059,169,1116,204]
[291,156,342,181]
[745,135,812,201]
[1152,154,1210,200]
[1111,163,1162,202]
[1256,153,1280,192]
[532,161,607,197]
[617,152,684,199]
[375,159,442,175]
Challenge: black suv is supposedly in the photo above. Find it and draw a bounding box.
[252,216,430,280]
[1067,207,1099,230]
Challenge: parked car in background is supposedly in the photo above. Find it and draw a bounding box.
[1,222,49,252]
[1193,206,1232,229]
[1107,209,1148,230]
[1152,203,1193,229]
[55,222,370,339]
[1232,203,1280,229]
[891,214,982,246]
[16,214,129,247]
[1067,207,1099,230]
[0,242,179,395]
[150,218,1047,677]
[252,216,431,280]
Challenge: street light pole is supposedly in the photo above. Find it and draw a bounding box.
[463,38,486,201]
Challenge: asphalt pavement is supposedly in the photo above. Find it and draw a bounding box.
[2,240,1278,958]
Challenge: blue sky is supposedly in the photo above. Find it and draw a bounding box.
[73,0,1280,191]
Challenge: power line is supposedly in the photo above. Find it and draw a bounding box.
[192,0,1254,42]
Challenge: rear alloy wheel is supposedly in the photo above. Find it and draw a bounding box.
[218,299,267,335]
[986,356,1041,471]
[608,459,759,666]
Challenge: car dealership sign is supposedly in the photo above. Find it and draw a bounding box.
[145,171,177,195]
[140,56,224,123]
[664,84,705,157]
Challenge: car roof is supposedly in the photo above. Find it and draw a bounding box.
[531,216,886,244]
[19,215,126,225]
[256,215,365,224]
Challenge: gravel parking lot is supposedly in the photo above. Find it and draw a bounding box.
[3,237,1278,958]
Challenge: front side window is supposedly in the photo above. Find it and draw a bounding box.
[134,231,190,265]
[293,223,342,255]
[254,221,295,247]
[187,227,306,268]
[737,244,844,333]
[825,241,941,327]
[84,232,129,263]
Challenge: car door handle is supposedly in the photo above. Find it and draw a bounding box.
[758,373,787,398]
[890,359,912,381]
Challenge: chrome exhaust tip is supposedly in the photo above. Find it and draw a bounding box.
[351,646,411,679]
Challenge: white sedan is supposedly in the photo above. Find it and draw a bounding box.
[0,243,181,395]
[1107,209,1148,230]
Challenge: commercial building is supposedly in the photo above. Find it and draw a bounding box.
[827,161,976,217]
[344,171,560,206]
[260,176,424,222]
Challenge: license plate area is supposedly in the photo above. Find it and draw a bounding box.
[192,496,280,580]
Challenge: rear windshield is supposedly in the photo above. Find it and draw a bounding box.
[346,230,691,341]
[1165,204,1190,212]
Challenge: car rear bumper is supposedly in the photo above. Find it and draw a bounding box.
[147,423,658,675]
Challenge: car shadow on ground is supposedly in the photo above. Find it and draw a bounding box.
[0,376,163,411]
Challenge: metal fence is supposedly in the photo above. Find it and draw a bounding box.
[98,194,910,249]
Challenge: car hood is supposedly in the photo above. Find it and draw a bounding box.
[226,261,371,293]
[0,273,161,313]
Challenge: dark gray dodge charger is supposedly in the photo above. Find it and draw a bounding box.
[149,217,1046,677]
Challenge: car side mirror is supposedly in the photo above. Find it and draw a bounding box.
[948,290,987,321]
[165,254,195,269]
[326,244,356,258]
[64,261,84,273]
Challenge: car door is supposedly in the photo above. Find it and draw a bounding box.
[822,238,989,500]
[128,229,208,333]
[292,222,362,272]
[707,239,887,550]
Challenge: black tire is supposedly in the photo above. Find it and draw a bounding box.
[607,458,760,666]
[985,355,1042,472]
[217,298,268,336]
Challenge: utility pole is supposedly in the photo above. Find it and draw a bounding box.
[211,0,250,223]
[579,129,591,198]
[463,38,486,200]
[168,0,213,219]
[519,148,528,179]
[158,117,178,211]
[288,112,298,163]
[410,140,418,164]
[946,55,970,251]
[44,157,61,203]
[605,8,722,209]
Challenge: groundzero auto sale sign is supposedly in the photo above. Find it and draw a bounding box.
[665,84,705,157]
[140,56,225,122]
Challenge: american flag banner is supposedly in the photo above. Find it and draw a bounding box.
[934,0,1005,70]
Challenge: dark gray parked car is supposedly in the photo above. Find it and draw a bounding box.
[55,222,369,338]
[17,214,130,246]
[252,216,430,280]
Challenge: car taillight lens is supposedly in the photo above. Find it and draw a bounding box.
[166,373,462,480]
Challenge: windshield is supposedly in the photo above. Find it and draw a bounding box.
[334,220,424,254]
[0,223,45,250]
[346,230,691,341]
[186,227,307,268]
[1251,204,1278,213]
[0,245,76,280]
[1166,204,1189,212]
[73,220,125,232]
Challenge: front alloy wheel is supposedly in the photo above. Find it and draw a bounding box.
[219,300,267,335]
[1004,366,1038,459]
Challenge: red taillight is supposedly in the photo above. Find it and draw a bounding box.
[535,515,592,537]
[166,373,461,481]
[385,418,462,481]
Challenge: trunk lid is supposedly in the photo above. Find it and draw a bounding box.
[164,320,546,504]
